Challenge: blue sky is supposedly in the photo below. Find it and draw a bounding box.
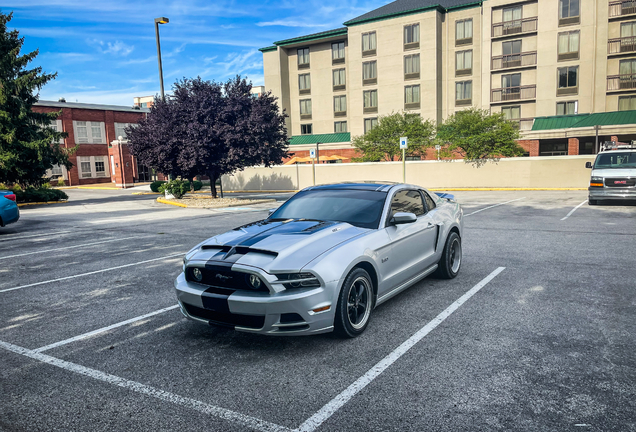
[5,0,388,106]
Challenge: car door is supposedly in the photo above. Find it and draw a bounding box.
[380,189,438,294]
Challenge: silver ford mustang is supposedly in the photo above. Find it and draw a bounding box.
[175,182,463,337]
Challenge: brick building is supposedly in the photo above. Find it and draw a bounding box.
[33,100,150,187]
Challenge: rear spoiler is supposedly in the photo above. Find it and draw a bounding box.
[435,192,455,201]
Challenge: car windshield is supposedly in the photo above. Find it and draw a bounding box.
[269,189,387,229]
[594,152,636,169]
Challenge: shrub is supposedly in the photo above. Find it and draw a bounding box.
[15,187,68,203]
[57,178,66,187]
[150,180,167,192]
[192,180,203,191]
[158,179,189,199]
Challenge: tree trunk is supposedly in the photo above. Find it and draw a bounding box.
[189,177,195,192]
[208,171,219,198]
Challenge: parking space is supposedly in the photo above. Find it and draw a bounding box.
[1,190,635,431]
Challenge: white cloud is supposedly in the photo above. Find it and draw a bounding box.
[256,19,328,28]
[102,41,135,56]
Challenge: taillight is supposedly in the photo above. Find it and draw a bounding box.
[3,194,16,201]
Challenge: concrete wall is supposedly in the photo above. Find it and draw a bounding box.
[222,156,596,191]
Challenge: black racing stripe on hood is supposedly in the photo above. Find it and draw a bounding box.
[237,220,338,247]
[222,220,286,247]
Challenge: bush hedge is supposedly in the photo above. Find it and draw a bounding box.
[158,179,189,199]
[150,181,167,192]
[15,187,68,203]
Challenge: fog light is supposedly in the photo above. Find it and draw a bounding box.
[249,274,262,289]
[192,268,203,282]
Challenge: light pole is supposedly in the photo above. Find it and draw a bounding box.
[154,17,169,101]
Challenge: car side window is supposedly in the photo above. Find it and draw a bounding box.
[390,190,425,217]
[422,191,437,211]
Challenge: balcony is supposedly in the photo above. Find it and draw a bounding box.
[491,85,536,103]
[609,0,636,18]
[608,36,636,54]
[491,51,537,70]
[492,17,538,38]
[607,73,636,91]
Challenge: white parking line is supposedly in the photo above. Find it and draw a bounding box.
[464,198,525,217]
[561,200,588,221]
[0,230,73,240]
[0,236,153,260]
[0,340,291,432]
[34,305,180,353]
[0,253,185,294]
[296,267,506,432]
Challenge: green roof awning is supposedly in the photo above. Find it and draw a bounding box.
[289,133,351,145]
[258,46,277,53]
[274,28,347,47]
[532,110,636,131]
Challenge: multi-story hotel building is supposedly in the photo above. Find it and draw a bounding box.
[259,0,636,159]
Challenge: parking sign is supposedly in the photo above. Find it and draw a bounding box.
[400,137,408,149]
[309,148,316,159]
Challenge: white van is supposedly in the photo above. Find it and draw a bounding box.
[586,144,636,205]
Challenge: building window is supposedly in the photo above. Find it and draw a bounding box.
[619,95,636,110]
[332,41,345,64]
[558,31,580,60]
[49,119,64,144]
[297,48,310,68]
[114,122,134,140]
[455,50,473,76]
[363,90,378,113]
[405,85,420,109]
[334,121,347,133]
[502,105,521,120]
[299,73,311,94]
[300,99,312,119]
[333,68,346,90]
[455,81,472,105]
[557,100,578,115]
[334,95,347,116]
[364,118,378,133]
[559,0,580,25]
[503,6,522,23]
[404,23,420,49]
[301,124,312,135]
[73,121,106,144]
[78,156,109,179]
[363,61,377,85]
[362,31,377,56]
[51,164,63,176]
[456,19,473,45]
[557,66,578,95]
[404,54,420,79]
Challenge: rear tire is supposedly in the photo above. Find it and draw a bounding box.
[334,268,373,338]
[588,199,598,206]
[434,231,462,279]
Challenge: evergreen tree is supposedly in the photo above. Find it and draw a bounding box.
[0,11,72,187]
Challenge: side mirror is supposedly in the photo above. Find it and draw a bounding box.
[390,212,417,225]
[268,209,276,216]
[585,162,593,169]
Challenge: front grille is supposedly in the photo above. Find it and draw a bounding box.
[186,266,268,292]
[605,178,636,187]
[183,304,265,329]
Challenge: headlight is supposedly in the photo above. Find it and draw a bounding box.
[590,177,604,187]
[276,273,320,289]
[248,274,262,289]
[192,268,203,282]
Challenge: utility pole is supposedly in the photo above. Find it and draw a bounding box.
[154,17,169,101]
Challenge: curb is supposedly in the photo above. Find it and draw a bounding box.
[156,198,188,208]
[18,201,69,207]
[156,197,276,209]
[223,190,297,193]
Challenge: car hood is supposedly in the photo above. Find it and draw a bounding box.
[592,168,636,177]
[187,219,368,272]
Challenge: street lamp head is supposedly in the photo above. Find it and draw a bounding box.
[155,17,169,24]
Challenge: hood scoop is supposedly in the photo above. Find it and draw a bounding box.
[201,244,278,259]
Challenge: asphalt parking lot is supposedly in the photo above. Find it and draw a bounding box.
[1,189,635,432]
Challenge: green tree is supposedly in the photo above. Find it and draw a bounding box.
[0,11,72,187]
[437,108,524,161]
[352,112,436,162]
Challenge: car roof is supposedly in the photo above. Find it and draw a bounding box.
[303,182,398,192]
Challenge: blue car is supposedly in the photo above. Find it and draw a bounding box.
[0,190,20,227]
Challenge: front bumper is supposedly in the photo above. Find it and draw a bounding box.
[588,187,636,200]
[174,272,337,336]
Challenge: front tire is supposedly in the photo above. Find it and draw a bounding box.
[334,268,373,338]
[434,231,462,279]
